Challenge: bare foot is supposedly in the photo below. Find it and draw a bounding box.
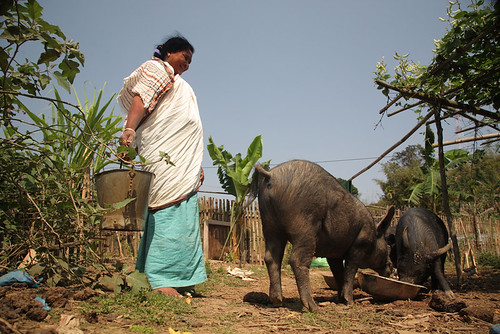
[153,287,183,298]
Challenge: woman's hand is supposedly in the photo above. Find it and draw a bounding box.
[120,128,136,146]
[118,128,136,162]
[119,95,145,161]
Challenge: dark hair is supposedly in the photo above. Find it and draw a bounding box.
[153,35,194,59]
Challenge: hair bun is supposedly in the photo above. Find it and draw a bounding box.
[154,45,162,58]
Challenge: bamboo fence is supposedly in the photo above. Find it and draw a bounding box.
[100,197,499,268]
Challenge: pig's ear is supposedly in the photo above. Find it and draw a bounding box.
[255,163,271,179]
[376,205,395,237]
[386,232,396,246]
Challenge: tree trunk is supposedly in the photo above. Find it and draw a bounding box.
[472,199,482,251]
[434,107,462,284]
[230,202,245,267]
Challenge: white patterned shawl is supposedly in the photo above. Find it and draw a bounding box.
[117,59,203,209]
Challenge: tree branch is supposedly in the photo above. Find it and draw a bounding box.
[378,94,403,114]
[0,89,81,110]
[375,80,499,121]
[388,101,424,117]
[349,110,435,181]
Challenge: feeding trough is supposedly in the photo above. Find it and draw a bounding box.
[357,272,426,300]
[323,274,360,291]
[94,169,154,231]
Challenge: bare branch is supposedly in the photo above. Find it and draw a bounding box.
[375,80,499,121]
[379,94,403,114]
[388,101,425,117]
[349,110,435,181]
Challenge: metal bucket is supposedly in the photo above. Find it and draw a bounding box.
[95,169,154,231]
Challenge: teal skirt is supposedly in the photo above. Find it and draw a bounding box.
[136,194,207,289]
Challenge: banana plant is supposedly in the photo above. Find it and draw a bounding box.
[207,135,270,261]
[408,148,473,210]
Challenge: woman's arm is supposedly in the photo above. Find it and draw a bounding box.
[119,95,147,146]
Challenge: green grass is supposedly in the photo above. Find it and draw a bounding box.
[80,289,194,330]
[129,325,157,334]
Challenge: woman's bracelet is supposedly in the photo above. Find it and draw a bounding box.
[124,127,136,135]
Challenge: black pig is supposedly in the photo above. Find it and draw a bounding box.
[251,160,394,311]
[393,207,454,297]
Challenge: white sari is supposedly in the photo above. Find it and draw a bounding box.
[117,60,203,209]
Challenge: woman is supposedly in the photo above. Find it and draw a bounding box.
[117,35,206,298]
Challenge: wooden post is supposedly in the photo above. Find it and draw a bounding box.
[434,106,462,283]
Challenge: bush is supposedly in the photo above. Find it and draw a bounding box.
[478,252,500,268]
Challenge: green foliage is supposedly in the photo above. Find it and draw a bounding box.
[22,85,122,174]
[408,148,475,210]
[376,145,426,208]
[428,0,500,110]
[28,256,81,287]
[0,0,85,123]
[0,0,126,282]
[337,177,359,197]
[116,145,176,170]
[98,274,124,294]
[207,135,268,204]
[375,0,499,115]
[207,135,270,260]
[126,270,151,293]
[98,266,149,294]
[374,1,499,215]
[478,252,500,268]
[447,145,500,216]
[0,84,122,275]
[378,143,499,217]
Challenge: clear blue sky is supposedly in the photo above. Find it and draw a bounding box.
[33,1,458,203]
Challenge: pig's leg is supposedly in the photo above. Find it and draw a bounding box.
[340,259,358,305]
[432,258,454,298]
[289,237,317,312]
[264,235,287,307]
[327,258,344,296]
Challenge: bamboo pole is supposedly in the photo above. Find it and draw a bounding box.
[431,132,500,147]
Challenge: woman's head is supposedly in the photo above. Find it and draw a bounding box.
[154,35,194,75]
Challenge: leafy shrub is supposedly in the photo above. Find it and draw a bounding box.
[478,252,500,268]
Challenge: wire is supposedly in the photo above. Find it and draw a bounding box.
[202,156,392,169]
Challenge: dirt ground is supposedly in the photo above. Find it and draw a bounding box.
[1,261,499,334]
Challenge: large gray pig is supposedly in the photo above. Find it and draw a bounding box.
[251,160,394,311]
[393,207,454,297]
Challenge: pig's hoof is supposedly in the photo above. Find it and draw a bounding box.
[269,295,283,307]
[340,296,354,306]
[305,303,319,313]
[243,292,270,305]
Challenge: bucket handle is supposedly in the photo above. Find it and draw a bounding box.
[127,170,136,199]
